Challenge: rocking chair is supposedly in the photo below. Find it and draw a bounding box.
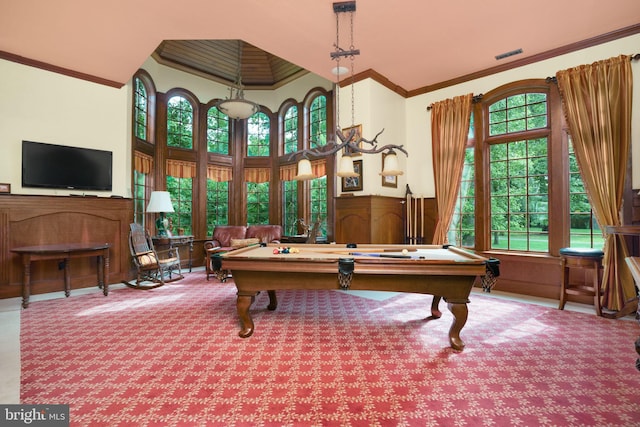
[124,223,183,289]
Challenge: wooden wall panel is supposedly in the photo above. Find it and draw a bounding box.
[335,195,407,244]
[0,195,133,299]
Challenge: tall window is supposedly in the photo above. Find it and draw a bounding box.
[310,177,327,236]
[167,96,193,149]
[207,107,229,154]
[304,94,329,234]
[247,112,270,156]
[206,180,229,235]
[247,182,270,225]
[134,77,148,141]
[569,137,605,248]
[167,176,193,235]
[448,147,475,247]
[309,96,327,148]
[131,70,333,243]
[283,106,298,154]
[453,81,604,255]
[282,180,298,235]
[490,137,548,251]
[448,114,475,247]
[133,170,149,226]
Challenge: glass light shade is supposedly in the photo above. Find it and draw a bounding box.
[380,152,404,176]
[337,155,359,177]
[216,98,259,120]
[146,191,175,213]
[294,159,316,181]
[331,66,349,76]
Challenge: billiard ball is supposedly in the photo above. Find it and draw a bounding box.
[402,249,408,255]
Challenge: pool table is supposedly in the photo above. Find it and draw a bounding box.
[219,243,491,351]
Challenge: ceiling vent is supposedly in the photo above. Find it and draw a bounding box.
[495,48,523,60]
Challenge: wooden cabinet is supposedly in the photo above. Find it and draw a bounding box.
[335,195,405,244]
[335,195,438,244]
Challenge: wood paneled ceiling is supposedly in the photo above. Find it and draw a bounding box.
[152,40,308,89]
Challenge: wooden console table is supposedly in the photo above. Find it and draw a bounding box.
[11,242,110,309]
[152,235,194,272]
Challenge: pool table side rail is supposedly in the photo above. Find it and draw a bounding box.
[220,244,488,277]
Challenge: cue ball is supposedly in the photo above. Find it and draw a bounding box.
[402,249,408,255]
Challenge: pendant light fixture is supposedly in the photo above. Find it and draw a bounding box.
[290,1,408,181]
[215,40,260,120]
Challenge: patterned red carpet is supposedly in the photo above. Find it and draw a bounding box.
[21,273,640,427]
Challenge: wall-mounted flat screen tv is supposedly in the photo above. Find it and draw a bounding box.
[22,140,113,191]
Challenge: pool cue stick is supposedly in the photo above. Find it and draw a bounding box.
[405,184,413,244]
[319,248,417,255]
[350,252,412,259]
[421,196,424,244]
[407,194,411,243]
[413,197,418,245]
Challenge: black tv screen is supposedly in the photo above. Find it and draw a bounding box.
[22,140,113,191]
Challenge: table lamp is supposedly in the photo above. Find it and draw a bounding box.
[146,191,175,237]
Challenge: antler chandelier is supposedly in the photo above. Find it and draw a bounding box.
[291,1,408,181]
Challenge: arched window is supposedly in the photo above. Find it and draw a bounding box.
[456,79,603,254]
[283,105,298,155]
[134,78,148,141]
[487,91,550,252]
[164,91,196,234]
[308,94,328,236]
[309,95,327,148]
[167,95,194,149]
[131,70,156,226]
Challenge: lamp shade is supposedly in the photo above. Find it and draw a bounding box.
[337,155,359,177]
[216,98,259,120]
[380,151,404,176]
[146,191,175,213]
[294,158,316,181]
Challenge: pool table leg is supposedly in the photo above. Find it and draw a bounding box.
[267,290,278,310]
[237,293,256,338]
[431,295,443,318]
[447,301,468,351]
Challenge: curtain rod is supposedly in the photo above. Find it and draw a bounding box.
[426,53,638,111]
[546,53,639,83]
[426,94,483,111]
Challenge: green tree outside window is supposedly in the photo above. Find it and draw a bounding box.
[167,96,193,149]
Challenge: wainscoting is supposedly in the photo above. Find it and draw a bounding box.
[0,195,133,299]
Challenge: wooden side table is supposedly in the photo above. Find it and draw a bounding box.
[153,235,194,272]
[11,242,110,308]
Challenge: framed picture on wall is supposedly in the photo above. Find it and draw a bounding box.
[341,159,363,192]
[381,153,397,188]
[342,125,363,156]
